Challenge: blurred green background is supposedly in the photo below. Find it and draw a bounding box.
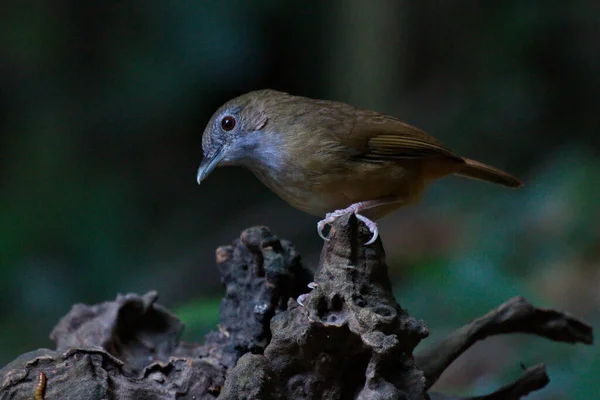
[0,1,598,398]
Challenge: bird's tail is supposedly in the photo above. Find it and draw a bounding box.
[455,158,523,188]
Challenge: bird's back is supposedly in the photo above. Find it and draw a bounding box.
[242,90,520,218]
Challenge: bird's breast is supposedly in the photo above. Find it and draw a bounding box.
[248,152,426,219]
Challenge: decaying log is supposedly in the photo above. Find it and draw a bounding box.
[220,214,429,399]
[427,364,549,400]
[417,295,593,391]
[0,215,593,399]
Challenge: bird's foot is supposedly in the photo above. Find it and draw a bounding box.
[317,205,379,245]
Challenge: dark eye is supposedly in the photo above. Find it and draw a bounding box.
[221,116,236,131]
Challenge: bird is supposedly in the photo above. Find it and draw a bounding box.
[196,89,523,244]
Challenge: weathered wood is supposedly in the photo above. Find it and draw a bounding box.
[0,216,593,399]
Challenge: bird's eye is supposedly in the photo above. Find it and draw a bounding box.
[221,116,236,131]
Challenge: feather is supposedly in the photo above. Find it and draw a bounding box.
[344,112,462,162]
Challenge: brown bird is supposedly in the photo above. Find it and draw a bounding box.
[197,89,523,244]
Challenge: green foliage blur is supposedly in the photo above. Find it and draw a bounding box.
[0,1,598,398]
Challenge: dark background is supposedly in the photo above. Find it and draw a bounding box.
[1,1,598,398]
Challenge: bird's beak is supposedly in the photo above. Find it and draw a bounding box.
[197,146,226,184]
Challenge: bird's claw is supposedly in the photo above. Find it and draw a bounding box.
[317,210,344,240]
[355,214,379,244]
[317,219,330,241]
[317,211,379,245]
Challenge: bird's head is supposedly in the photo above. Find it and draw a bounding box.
[196,90,288,184]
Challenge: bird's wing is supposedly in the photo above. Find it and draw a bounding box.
[344,111,462,162]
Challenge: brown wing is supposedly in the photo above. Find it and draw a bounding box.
[342,111,463,163]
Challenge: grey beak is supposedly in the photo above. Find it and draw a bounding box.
[197,147,226,184]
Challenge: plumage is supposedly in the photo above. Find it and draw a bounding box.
[197,89,523,239]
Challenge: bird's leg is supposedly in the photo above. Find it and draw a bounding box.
[317,198,404,244]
